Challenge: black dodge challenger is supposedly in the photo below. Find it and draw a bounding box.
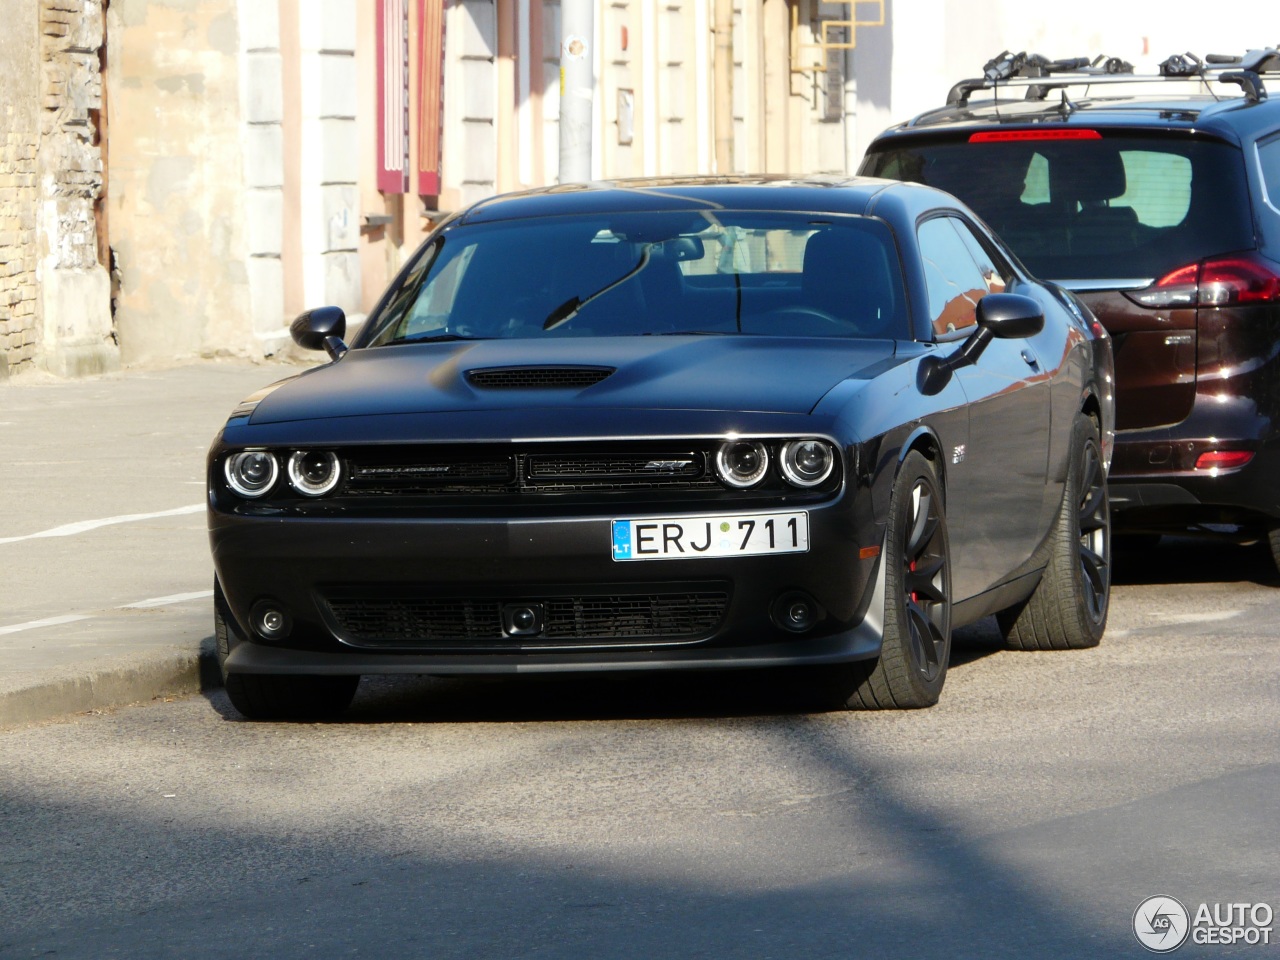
[208,176,1115,719]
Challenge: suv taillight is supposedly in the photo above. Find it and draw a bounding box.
[1126,254,1280,308]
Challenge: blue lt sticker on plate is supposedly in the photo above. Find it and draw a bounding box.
[612,512,809,561]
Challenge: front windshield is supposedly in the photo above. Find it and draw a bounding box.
[363,210,908,345]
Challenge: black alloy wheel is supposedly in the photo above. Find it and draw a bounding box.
[1076,436,1110,624]
[998,415,1110,649]
[843,450,953,709]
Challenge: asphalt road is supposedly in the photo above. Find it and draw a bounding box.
[1,539,1277,959]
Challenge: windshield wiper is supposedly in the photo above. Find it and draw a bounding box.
[543,246,653,330]
[644,330,734,336]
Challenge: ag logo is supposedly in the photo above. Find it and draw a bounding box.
[1134,896,1190,952]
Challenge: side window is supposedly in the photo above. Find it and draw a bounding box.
[366,238,474,345]
[1115,151,1192,227]
[1258,134,1280,214]
[952,219,1009,294]
[918,217,991,336]
[1021,152,1050,205]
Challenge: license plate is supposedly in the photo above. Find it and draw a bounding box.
[611,512,809,561]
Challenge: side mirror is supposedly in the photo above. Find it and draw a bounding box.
[975,293,1044,340]
[918,293,1044,396]
[290,306,348,361]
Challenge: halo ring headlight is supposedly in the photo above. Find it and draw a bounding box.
[715,440,769,488]
[780,439,835,487]
[287,450,341,497]
[224,451,279,498]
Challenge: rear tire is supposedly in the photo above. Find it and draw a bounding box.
[836,450,952,710]
[215,583,359,721]
[997,416,1110,650]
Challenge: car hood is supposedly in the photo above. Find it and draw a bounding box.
[247,337,902,425]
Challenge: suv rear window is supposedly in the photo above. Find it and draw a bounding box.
[863,135,1252,281]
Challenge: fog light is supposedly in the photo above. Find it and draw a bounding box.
[772,592,822,634]
[502,603,545,637]
[250,600,292,640]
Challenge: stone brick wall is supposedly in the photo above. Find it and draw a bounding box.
[0,0,41,378]
[0,0,111,379]
[36,0,115,377]
[0,123,39,378]
[39,0,106,276]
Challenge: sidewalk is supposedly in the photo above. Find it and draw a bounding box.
[0,359,311,727]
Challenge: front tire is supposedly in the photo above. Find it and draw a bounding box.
[839,450,953,710]
[214,583,359,721]
[998,415,1110,649]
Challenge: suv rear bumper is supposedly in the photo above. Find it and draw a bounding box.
[1110,445,1280,523]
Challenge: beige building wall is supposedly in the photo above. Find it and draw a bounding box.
[106,0,254,365]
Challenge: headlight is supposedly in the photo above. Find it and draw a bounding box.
[224,451,279,498]
[715,440,769,488]
[287,450,342,496]
[780,439,835,487]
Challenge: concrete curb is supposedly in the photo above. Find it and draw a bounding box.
[0,642,223,730]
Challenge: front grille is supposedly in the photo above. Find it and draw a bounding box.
[466,366,615,390]
[528,453,702,479]
[340,448,721,497]
[326,590,729,647]
[345,459,516,496]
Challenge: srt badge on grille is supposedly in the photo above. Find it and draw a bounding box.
[643,460,695,472]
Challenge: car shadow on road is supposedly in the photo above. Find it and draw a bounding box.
[1112,535,1279,588]
[207,616,1009,726]
[207,535,1278,728]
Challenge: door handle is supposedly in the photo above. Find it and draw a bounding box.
[1020,348,1039,368]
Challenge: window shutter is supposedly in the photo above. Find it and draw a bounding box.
[376,0,410,193]
[417,0,445,197]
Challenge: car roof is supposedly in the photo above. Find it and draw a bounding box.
[871,53,1280,148]
[872,95,1280,150]
[454,175,934,225]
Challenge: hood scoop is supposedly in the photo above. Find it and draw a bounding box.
[465,365,615,390]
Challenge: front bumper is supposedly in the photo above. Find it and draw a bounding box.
[210,503,887,677]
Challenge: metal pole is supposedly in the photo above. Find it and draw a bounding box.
[558,0,594,183]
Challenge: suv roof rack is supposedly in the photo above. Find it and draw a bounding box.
[946,47,1280,107]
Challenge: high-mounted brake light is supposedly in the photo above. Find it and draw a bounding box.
[1126,254,1280,308]
[968,129,1102,142]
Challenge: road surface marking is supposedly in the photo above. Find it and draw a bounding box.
[0,591,213,636]
[0,614,93,637]
[121,590,214,609]
[0,504,204,545]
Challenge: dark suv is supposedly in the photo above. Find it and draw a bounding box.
[861,50,1280,569]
